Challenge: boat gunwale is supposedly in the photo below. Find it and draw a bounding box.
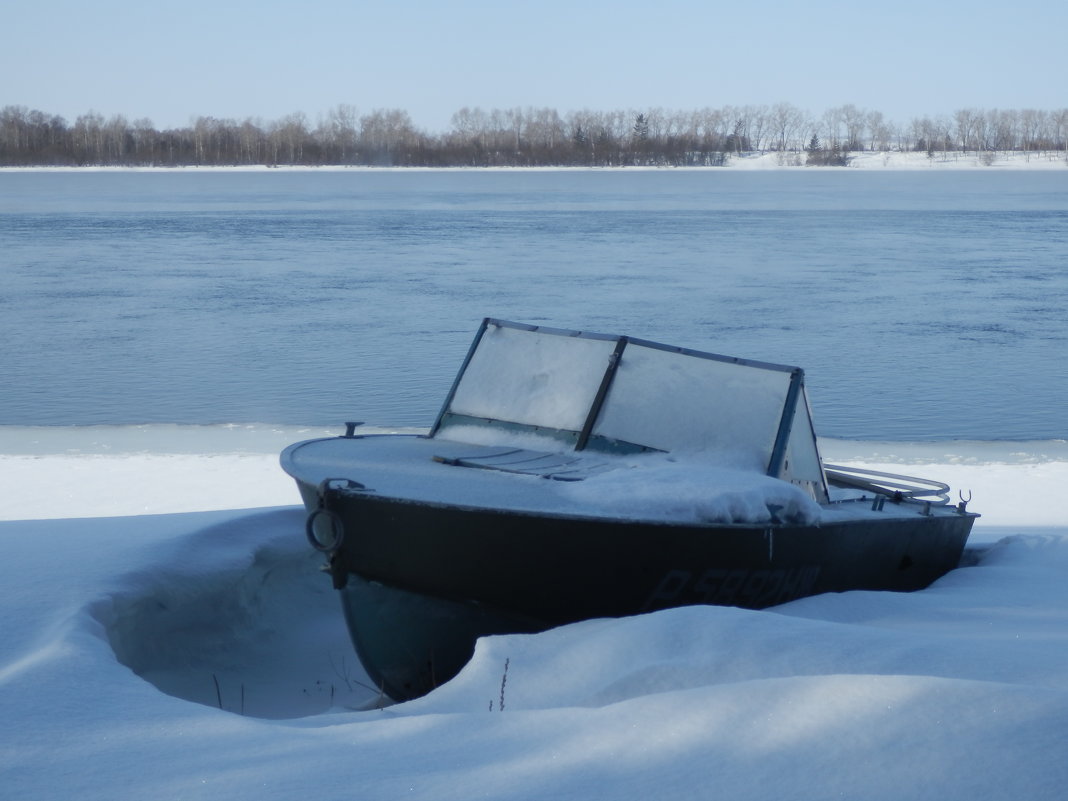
[282,434,978,531]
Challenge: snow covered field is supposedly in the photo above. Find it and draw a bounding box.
[729,149,1068,170]
[2,430,1068,800]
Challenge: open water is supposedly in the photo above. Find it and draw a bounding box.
[2,168,1067,441]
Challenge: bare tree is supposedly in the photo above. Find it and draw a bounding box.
[1054,109,1068,161]
[72,111,105,164]
[820,106,845,150]
[1018,108,1044,154]
[358,109,421,165]
[770,102,806,152]
[318,104,359,163]
[988,109,1018,152]
[953,108,976,152]
[238,118,264,165]
[866,109,891,151]
[838,104,867,151]
[746,105,770,153]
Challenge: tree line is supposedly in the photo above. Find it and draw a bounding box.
[2,103,1067,168]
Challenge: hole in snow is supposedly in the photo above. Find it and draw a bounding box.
[89,508,385,718]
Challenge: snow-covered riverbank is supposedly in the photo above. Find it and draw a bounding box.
[3,149,1066,172]
[2,433,1067,800]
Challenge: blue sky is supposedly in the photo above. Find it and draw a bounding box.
[5,0,1065,132]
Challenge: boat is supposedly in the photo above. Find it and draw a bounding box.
[281,318,978,701]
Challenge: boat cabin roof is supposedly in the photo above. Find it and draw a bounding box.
[430,319,829,503]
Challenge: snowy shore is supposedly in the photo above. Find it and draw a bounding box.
[2,432,1068,799]
[3,149,1066,172]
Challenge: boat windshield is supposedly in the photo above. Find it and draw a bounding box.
[431,319,828,502]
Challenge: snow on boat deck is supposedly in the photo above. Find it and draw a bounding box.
[283,433,828,525]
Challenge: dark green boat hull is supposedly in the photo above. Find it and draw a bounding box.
[295,478,975,702]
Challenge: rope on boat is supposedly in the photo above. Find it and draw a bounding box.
[822,464,951,505]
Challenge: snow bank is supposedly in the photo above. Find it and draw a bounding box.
[726,150,1068,170]
[2,436,1068,800]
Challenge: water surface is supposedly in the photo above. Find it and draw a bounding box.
[2,169,1066,440]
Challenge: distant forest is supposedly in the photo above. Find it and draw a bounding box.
[3,103,1068,167]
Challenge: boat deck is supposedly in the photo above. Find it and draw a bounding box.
[282,433,963,528]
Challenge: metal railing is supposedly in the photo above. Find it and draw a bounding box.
[822,464,951,505]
